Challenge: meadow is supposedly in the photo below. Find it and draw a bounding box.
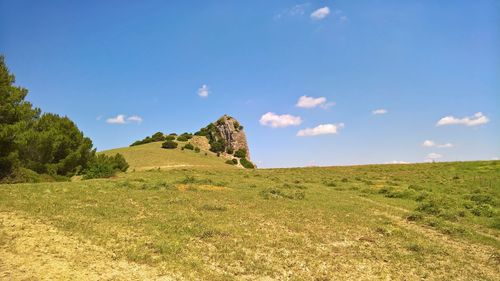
[0,158,499,280]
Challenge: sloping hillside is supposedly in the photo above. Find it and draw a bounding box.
[101,137,233,171]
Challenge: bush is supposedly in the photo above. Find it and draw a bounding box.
[83,153,129,179]
[225,160,235,165]
[240,157,255,169]
[234,148,247,158]
[194,147,201,153]
[164,135,176,141]
[176,135,188,142]
[226,147,234,154]
[183,143,194,150]
[180,133,193,140]
[111,153,129,172]
[232,158,238,165]
[209,140,225,153]
[151,132,165,142]
[260,187,305,200]
[162,141,178,149]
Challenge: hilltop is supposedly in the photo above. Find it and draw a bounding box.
[102,115,254,171]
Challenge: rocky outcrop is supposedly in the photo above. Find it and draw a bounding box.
[214,115,251,159]
[195,115,252,161]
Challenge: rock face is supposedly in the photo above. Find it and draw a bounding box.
[213,115,251,159]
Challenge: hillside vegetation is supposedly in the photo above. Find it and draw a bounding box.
[0,161,499,280]
[101,138,234,171]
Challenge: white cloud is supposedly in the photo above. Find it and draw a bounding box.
[296,95,334,109]
[310,7,330,20]
[106,114,143,125]
[259,112,302,128]
[106,114,126,124]
[127,115,143,124]
[198,84,209,98]
[437,143,454,148]
[426,152,442,160]
[422,140,454,148]
[492,157,499,161]
[297,123,344,137]
[422,140,435,147]
[386,160,410,164]
[372,109,387,115]
[436,112,489,127]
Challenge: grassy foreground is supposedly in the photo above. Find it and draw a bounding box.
[0,161,499,280]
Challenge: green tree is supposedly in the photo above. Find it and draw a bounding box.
[16,113,95,176]
[0,55,40,179]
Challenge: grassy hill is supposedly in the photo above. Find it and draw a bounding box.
[0,161,499,280]
[100,136,234,171]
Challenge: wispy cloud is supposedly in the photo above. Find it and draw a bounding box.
[372,109,387,115]
[198,84,209,98]
[106,114,143,125]
[422,140,454,148]
[386,160,410,164]
[259,112,302,128]
[426,152,443,161]
[127,115,143,124]
[297,123,344,137]
[436,112,489,127]
[310,7,330,20]
[296,95,334,109]
[106,114,126,124]
[274,3,310,20]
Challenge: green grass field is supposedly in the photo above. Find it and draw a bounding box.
[0,144,499,280]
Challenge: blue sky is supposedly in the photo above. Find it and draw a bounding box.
[1,0,498,167]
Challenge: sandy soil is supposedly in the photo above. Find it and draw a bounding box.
[0,212,174,281]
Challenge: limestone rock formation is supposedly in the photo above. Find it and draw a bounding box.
[214,115,250,159]
[195,115,251,160]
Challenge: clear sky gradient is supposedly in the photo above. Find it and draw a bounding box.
[1,0,498,167]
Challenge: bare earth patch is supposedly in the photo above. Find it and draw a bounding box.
[0,212,174,281]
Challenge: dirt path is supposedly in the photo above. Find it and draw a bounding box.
[0,212,174,281]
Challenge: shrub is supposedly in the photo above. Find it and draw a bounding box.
[240,157,255,169]
[83,153,129,179]
[260,187,305,200]
[111,153,129,172]
[183,143,194,150]
[164,135,176,141]
[161,141,178,149]
[209,140,225,153]
[232,158,238,165]
[225,160,235,165]
[151,132,165,142]
[180,133,193,140]
[176,135,188,142]
[194,147,201,153]
[226,147,234,154]
[234,148,247,158]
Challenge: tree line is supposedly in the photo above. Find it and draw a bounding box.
[0,55,128,183]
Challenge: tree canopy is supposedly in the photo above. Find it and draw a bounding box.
[0,55,128,182]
